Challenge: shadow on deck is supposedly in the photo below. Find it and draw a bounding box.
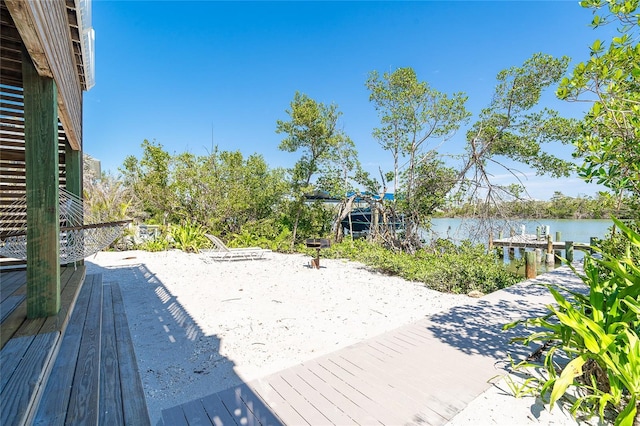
[85,256,283,426]
[0,266,149,425]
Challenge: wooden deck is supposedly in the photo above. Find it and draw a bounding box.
[0,269,149,425]
[492,234,588,251]
[162,267,586,425]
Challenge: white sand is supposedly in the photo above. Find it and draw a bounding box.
[86,249,595,425]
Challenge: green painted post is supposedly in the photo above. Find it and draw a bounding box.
[555,231,562,259]
[525,251,537,279]
[566,241,574,263]
[65,143,84,266]
[23,50,61,317]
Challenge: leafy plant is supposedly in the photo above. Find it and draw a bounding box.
[170,221,208,253]
[505,218,640,425]
[138,237,170,252]
[319,238,519,294]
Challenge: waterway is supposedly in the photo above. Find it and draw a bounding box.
[428,218,613,245]
[426,218,614,270]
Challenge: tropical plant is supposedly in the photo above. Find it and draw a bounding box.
[83,154,138,223]
[505,218,640,425]
[557,0,640,211]
[170,221,209,253]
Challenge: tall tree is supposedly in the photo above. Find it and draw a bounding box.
[366,67,470,243]
[276,92,354,247]
[460,53,579,220]
[120,139,173,224]
[557,0,640,214]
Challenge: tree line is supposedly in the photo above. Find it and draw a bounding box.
[86,0,638,253]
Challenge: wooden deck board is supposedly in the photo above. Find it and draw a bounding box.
[277,366,356,424]
[162,405,189,426]
[216,384,278,426]
[261,374,331,425]
[320,356,419,422]
[300,361,384,425]
[0,332,59,426]
[66,274,103,425]
[180,399,214,426]
[100,283,125,425]
[199,393,239,425]
[33,274,95,426]
[291,362,381,425]
[0,271,25,302]
[251,379,309,425]
[1,294,26,323]
[1,269,149,426]
[111,282,151,425]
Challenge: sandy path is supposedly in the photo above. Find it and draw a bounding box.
[86,250,471,424]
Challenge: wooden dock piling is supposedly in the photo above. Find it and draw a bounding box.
[525,251,537,279]
[566,241,574,263]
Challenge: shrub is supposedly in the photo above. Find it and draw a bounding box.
[320,238,519,294]
[505,218,640,425]
[170,221,208,253]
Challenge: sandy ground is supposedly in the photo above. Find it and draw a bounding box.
[86,249,599,425]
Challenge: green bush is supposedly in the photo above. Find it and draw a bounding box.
[170,221,208,253]
[227,218,292,252]
[318,238,519,294]
[506,218,640,425]
[138,237,169,252]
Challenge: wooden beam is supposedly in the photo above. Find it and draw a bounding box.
[65,141,83,266]
[23,49,60,318]
[64,141,82,198]
[5,0,83,151]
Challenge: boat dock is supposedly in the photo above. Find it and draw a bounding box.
[490,231,592,265]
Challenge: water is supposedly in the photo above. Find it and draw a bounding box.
[427,218,613,245]
[425,218,614,268]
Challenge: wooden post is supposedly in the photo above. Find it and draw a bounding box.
[566,241,574,263]
[535,248,542,263]
[525,251,537,279]
[65,142,84,266]
[498,230,503,239]
[554,231,562,259]
[547,234,553,254]
[23,49,61,317]
[536,226,541,240]
[488,233,493,252]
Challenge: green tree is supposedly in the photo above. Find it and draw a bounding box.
[83,154,138,223]
[276,92,355,247]
[366,67,470,243]
[557,0,640,213]
[120,139,173,224]
[460,53,579,218]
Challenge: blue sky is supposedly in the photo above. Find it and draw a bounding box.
[84,0,610,200]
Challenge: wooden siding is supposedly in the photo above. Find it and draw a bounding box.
[1,2,73,270]
[4,0,84,151]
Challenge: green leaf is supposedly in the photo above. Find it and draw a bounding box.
[614,395,636,426]
[550,356,586,407]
